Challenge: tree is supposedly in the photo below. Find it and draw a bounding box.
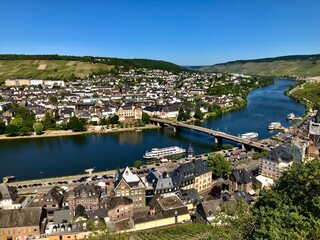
[19,126,32,136]
[134,160,143,169]
[193,108,204,120]
[142,112,150,124]
[42,112,55,129]
[10,117,24,128]
[0,95,4,102]
[33,122,44,135]
[0,121,5,134]
[206,154,232,179]
[5,124,19,136]
[69,116,85,132]
[99,117,108,126]
[109,115,119,125]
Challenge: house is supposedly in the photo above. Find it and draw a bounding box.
[259,146,294,179]
[41,187,64,221]
[143,104,180,119]
[107,196,133,222]
[196,199,222,225]
[0,184,22,210]
[117,103,142,122]
[176,188,200,210]
[0,207,46,240]
[113,167,146,208]
[0,102,12,112]
[229,169,253,193]
[193,159,212,192]
[68,184,101,211]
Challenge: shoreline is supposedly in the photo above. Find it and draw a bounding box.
[0,124,160,140]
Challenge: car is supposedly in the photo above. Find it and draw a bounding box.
[72,180,77,183]
[105,182,110,186]
[57,181,63,184]
[18,186,23,189]
[48,182,52,185]
[62,181,68,184]
[23,185,28,188]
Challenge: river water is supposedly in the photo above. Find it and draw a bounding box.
[0,79,306,180]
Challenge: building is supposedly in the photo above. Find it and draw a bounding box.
[143,104,180,119]
[68,184,101,211]
[229,169,253,193]
[0,207,45,240]
[41,187,64,222]
[117,104,142,121]
[193,159,212,192]
[0,184,22,210]
[0,102,12,112]
[107,196,133,222]
[259,146,294,179]
[196,199,222,225]
[113,167,146,208]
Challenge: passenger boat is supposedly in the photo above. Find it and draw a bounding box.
[268,122,282,130]
[240,132,259,140]
[143,146,186,159]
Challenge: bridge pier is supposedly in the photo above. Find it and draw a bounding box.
[214,137,222,148]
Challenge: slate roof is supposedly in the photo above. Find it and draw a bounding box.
[230,169,253,184]
[176,188,200,205]
[193,159,211,176]
[0,207,42,228]
[196,199,222,220]
[86,208,108,220]
[232,190,254,203]
[0,184,17,201]
[42,186,63,204]
[53,209,74,224]
[73,184,101,197]
[75,204,88,219]
[264,146,294,163]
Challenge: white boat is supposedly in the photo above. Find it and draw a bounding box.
[268,122,282,130]
[286,113,295,120]
[143,146,186,159]
[240,132,259,140]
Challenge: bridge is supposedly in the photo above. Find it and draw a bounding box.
[150,118,271,152]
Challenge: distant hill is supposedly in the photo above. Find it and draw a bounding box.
[184,66,206,70]
[200,54,320,76]
[0,54,186,83]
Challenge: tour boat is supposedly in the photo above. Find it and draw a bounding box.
[240,132,259,140]
[143,146,186,159]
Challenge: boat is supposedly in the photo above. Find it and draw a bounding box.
[135,129,142,132]
[240,132,259,140]
[143,146,186,159]
[286,113,295,120]
[268,122,282,130]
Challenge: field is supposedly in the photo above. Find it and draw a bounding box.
[294,83,320,105]
[201,59,320,77]
[0,60,113,83]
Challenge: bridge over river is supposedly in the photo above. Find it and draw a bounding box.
[150,118,271,152]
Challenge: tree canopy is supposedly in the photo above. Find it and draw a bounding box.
[206,153,232,179]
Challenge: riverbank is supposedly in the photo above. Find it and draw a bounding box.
[0,124,160,140]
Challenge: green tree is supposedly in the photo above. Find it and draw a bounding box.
[19,126,32,136]
[69,116,85,132]
[142,112,150,124]
[33,122,44,135]
[42,112,55,129]
[4,124,19,136]
[10,117,24,128]
[0,95,4,102]
[134,160,143,169]
[206,153,232,179]
[0,121,6,134]
[193,108,204,120]
[99,117,108,126]
[110,115,119,125]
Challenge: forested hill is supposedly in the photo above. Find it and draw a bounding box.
[0,54,186,83]
[200,54,320,76]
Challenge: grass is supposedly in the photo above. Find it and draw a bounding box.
[0,59,113,83]
[294,83,320,105]
[202,59,320,76]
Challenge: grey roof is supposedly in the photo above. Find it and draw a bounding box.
[177,188,200,205]
[193,159,211,176]
[232,191,254,203]
[264,146,294,163]
[53,209,74,224]
[0,184,17,201]
[86,208,108,220]
[42,186,63,204]
[73,184,101,197]
[196,199,222,220]
[0,207,42,228]
[230,169,253,184]
[75,204,88,218]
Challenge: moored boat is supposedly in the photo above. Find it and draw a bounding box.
[240,132,259,140]
[268,122,282,130]
[286,113,295,120]
[143,146,186,159]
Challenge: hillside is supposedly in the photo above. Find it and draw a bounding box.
[0,54,186,83]
[200,54,320,76]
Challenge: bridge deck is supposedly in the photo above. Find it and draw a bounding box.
[151,118,271,151]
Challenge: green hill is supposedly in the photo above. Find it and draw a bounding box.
[200,54,320,76]
[0,54,186,83]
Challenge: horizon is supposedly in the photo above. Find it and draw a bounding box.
[0,0,319,65]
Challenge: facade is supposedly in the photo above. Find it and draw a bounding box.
[0,207,45,240]
[0,184,19,210]
[107,196,134,222]
[143,104,180,119]
[68,184,101,211]
[117,104,142,121]
[260,146,294,179]
[229,169,253,193]
[113,167,146,208]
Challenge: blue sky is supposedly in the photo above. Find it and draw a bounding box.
[0,0,319,65]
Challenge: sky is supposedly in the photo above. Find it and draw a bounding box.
[0,0,319,65]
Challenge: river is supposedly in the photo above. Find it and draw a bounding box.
[0,79,306,180]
